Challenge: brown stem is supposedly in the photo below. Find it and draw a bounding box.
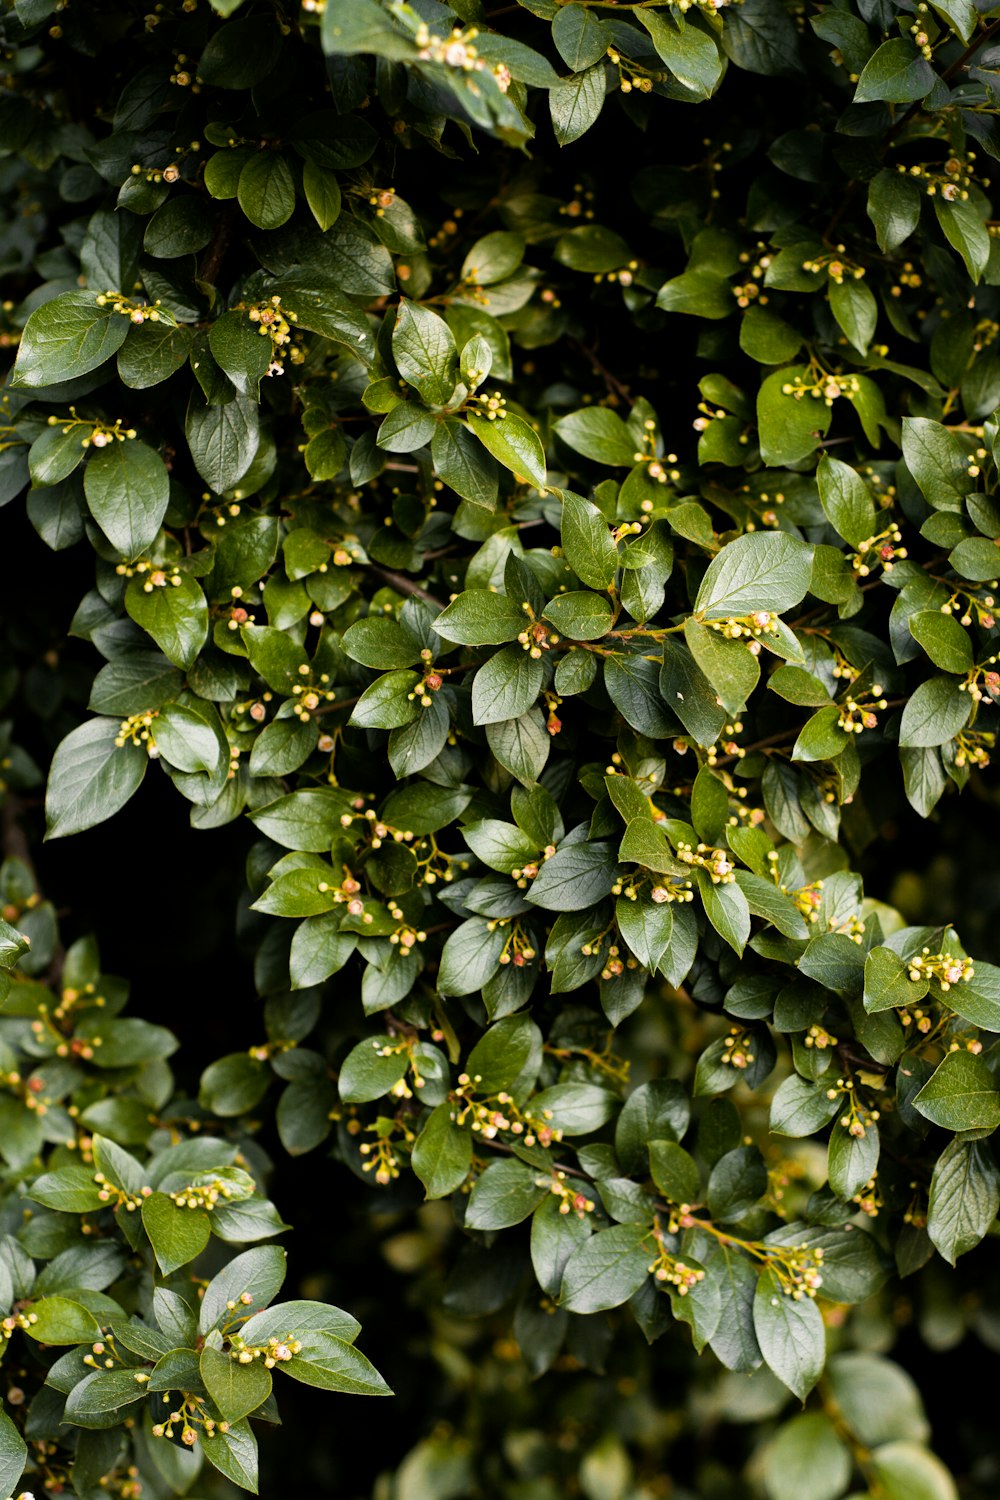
[368,565,445,608]
[198,203,240,290]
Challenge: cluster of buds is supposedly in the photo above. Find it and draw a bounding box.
[93,1171,150,1211]
[733,246,773,307]
[837,688,888,735]
[895,153,980,201]
[83,1334,134,1372]
[115,559,183,591]
[96,290,172,325]
[152,1395,226,1446]
[802,246,866,284]
[246,296,302,376]
[959,662,1000,706]
[130,148,196,185]
[370,1035,427,1097]
[168,51,202,89]
[907,948,974,990]
[498,924,537,967]
[888,261,924,297]
[785,873,824,923]
[648,880,695,904]
[315,872,366,917]
[594,259,640,289]
[46,410,137,448]
[412,22,512,91]
[606,44,662,94]
[673,0,738,13]
[517,611,560,660]
[475,390,506,421]
[1,1309,38,1341]
[942,590,996,630]
[629,417,680,500]
[947,1035,984,1056]
[407,666,444,708]
[835,912,866,945]
[676,841,735,884]
[803,1022,837,1050]
[707,610,778,646]
[114,711,157,752]
[721,1026,755,1069]
[953,729,995,769]
[852,524,906,576]
[825,1081,880,1139]
[358,1119,409,1185]
[768,1243,825,1300]
[367,187,395,217]
[702,720,748,768]
[170,1173,248,1211]
[546,1171,596,1218]
[853,1174,882,1218]
[782,371,861,406]
[451,1075,561,1148]
[387,918,428,957]
[291,665,336,720]
[648,1246,706,1296]
[230,1333,302,1368]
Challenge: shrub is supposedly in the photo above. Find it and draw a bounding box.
[2,0,1000,1495]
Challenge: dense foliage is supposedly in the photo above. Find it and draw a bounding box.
[3,0,1000,1493]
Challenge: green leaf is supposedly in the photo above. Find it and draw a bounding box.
[908,610,974,673]
[350,670,421,730]
[142,1192,211,1274]
[338,1035,408,1103]
[902,418,972,512]
[125,571,209,670]
[472,645,543,725]
[560,1222,651,1313]
[914,1050,1000,1131]
[828,1118,879,1201]
[640,11,723,99]
[864,947,927,1014]
[28,1164,108,1213]
[898,676,972,748]
[927,1137,1000,1265]
[816,455,876,549]
[560,491,618,589]
[854,39,934,103]
[466,1159,549,1230]
[201,1417,259,1494]
[695,532,813,619]
[437,917,506,996]
[527,842,617,911]
[433,589,527,645]
[935,196,990,283]
[12,291,129,387]
[770,1075,842,1137]
[948,536,1000,581]
[762,1412,851,1500]
[26,1295,100,1344]
[200,1246,286,1334]
[0,1410,27,1500]
[392,300,458,407]
[201,1345,272,1422]
[45,719,147,839]
[412,1102,472,1198]
[867,169,922,254]
[64,1368,148,1423]
[303,159,342,231]
[829,275,877,355]
[83,439,169,560]
[554,408,638,467]
[550,64,606,147]
[756,366,831,465]
[238,151,296,230]
[649,1141,700,1205]
[468,410,547,489]
[543,590,613,640]
[752,1265,824,1399]
[281,1332,390,1395]
[432,421,499,509]
[697,871,751,956]
[869,1442,959,1500]
[186,391,260,494]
